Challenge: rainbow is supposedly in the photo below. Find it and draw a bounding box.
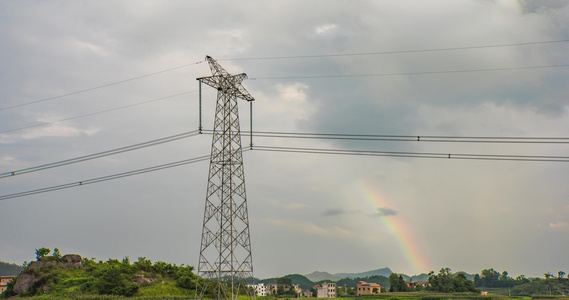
[356,180,430,275]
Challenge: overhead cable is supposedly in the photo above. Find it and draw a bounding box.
[204,129,569,144]
[0,154,211,201]
[0,60,205,112]
[252,145,569,163]
[0,130,202,179]
[248,64,569,80]
[6,128,568,179]
[3,39,568,112]
[221,39,569,61]
[0,90,198,134]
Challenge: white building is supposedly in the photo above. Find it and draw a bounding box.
[247,283,267,296]
[316,282,336,298]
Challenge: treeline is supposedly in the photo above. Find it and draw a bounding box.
[0,261,23,276]
[511,277,569,296]
[473,268,531,288]
[426,268,478,293]
[385,269,478,293]
[337,275,390,290]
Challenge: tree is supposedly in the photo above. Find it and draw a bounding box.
[516,275,529,284]
[285,286,297,297]
[35,247,51,260]
[544,273,553,279]
[276,277,292,286]
[52,248,62,260]
[347,287,357,295]
[372,287,379,293]
[276,285,285,295]
[336,286,346,297]
[473,274,481,287]
[427,267,478,293]
[389,273,408,292]
[558,271,566,279]
[134,257,152,272]
[480,268,501,287]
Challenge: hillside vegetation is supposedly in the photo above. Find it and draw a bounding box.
[1,248,198,299]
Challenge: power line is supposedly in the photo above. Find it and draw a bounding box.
[4,39,568,112]
[252,145,569,163]
[248,63,569,80]
[0,154,211,201]
[3,135,567,201]
[0,130,202,179]
[0,60,205,112]
[220,39,569,61]
[206,129,569,144]
[6,128,569,180]
[0,91,198,134]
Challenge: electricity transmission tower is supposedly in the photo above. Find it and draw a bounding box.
[195,56,255,300]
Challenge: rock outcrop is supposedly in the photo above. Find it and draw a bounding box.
[12,273,35,295]
[10,254,83,297]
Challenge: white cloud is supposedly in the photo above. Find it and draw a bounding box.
[268,199,309,210]
[253,82,317,131]
[18,124,100,140]
[263,218,358,240]
[314,24,337,35]
[69,37,110,57]
[549,222,569,232]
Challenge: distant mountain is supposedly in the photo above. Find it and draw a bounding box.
[0,261,23,276]
[305,271,341,282]
[334,267,393,279]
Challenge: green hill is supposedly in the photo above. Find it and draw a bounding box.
[0,261,23,276]
[336,275,390,288]
[258,274,315,290]
[285,274,315,290]
[2,251,198,299]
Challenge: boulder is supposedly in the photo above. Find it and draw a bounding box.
[13,273,36,294]
[134,274,155,285]
[27,260,56,271]
[62,254,82,263]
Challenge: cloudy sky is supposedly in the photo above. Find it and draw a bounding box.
[1,0,569,280]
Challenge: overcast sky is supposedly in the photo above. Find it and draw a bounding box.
[1,0,569,280]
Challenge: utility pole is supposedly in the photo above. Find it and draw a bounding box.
[196,56,255,300]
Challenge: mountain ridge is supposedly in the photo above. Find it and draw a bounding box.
[304,271,341,282]
[0,261,24,276]
[334,267,393,279]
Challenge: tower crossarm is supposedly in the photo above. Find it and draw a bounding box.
[197,74,255,102]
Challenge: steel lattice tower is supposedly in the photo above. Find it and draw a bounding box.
[196,56,254,300]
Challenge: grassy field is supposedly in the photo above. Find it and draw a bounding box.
[10,292,569,300]
[9,296,569,300]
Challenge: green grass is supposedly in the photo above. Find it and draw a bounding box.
[137,280,192,297]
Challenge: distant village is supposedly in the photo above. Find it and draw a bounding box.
[247,280,429,297]
[0,272,434,298]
